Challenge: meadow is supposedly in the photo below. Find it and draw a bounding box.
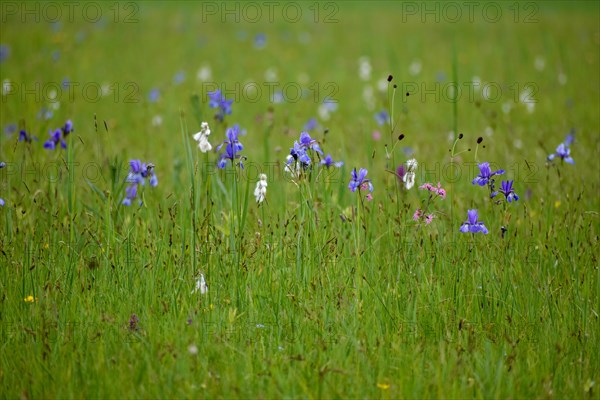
[0,1,599,398]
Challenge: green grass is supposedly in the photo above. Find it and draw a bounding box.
[1,1,599,398]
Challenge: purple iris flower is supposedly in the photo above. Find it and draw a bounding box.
[62,120,74,136]
[304,118,318,131]
[208,90,233,122]
[374,110,389,126]
[320,154,343,168]
[254,33,266,49]
[148,88,160,102]
[459,209,488,234]
[288,141,311,166]
[43,128,66,150]
[127,160,158,187]
[564,132,574,146]
[216,124,244,169]
[348,168,373,192]
[18,129,37,143]
[472,162,505,186]
[122,184,139,206]
[491,180,519,202]
[0,44,9,63]
[547,142,574,164]
[4,124,17,136]
[123,160,157,206]
[298,131,323,154]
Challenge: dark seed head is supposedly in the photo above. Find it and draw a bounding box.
[477,137,483,144]
[458,133,464,139]
[387,75,393,82]
[393,84,397,89]
[398,134,405,141]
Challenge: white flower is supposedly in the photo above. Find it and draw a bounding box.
[152,115,163,127]
[403,158,418,190]
[188,344,198,355]
[558,72,567,85]
[358,56,371,81]
[193,122,212,153]
[264,67,278,82]
[2,79,13,96]
[409,59,422,76]
[534,56,545,71]
[284,155,301,178]
[192,273,208,294]
[196,65,212,81]
[254,174,268,204]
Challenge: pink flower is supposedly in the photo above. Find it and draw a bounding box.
[372,130,381,141]
[365,193,373,201]
[425,214,435,224]
[413,209,422,221]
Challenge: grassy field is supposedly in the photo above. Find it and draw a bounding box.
[1,1,599,398]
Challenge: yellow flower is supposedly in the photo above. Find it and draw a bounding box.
[377,383,390,390]
[24,295,35,303]
[554,200,561,208]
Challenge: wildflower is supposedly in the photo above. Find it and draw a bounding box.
[320,154,343,168]
[0,44,9,63]
[188,344,199,355]
[365,193,373,201]
[192,273,208,295]
[122,160,158,206]
[173,71,185,85]
[193,121,212,153]
[318,98,338,120]
[472,162,505,186]
[18,129,35,142]
[129,314,140,331]
[396,164,405,182]
[254,33,266,49]
[403,158,418,190]
[425,214,435,224]
[286,131,323,171]
[24,295,36,303]
[459,209,489,234]
[304,118,318,131]
[298,131,323,154]
[419,182,446,199]
[254,174,268,204]
[4,123,17,136]
[348,168,373,192]
[358,56,371,81]
[43,128,66,150]
[127,160,158,187]
[377,383,391,390]
[216,124,244,168]
[374,110,389,126]
[413,209,422,221]
[491,180,519,202]
[148,88,160,102]
[284,155,301,178]
[197,65,212,81]
[61,120,74,136]
[208,89,233,122]
[547,133,574,164]
[122,184,139,206]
